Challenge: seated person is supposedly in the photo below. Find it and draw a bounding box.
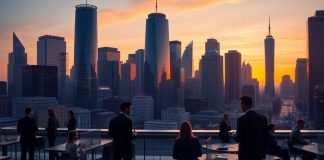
[289,119,315,160]
[65,130,85,160]
[219,113,232,143]
[267,124,289,160]
[172,121,202,160]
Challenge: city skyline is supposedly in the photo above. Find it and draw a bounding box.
[0,0,324,87]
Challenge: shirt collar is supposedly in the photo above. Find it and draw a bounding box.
[244,108,254,114]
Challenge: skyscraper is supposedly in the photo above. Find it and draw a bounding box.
[182,41,193,79]
[170,41,181,90]
[37,35,67,104]
[241,61,252,86]
[22,65,58,98]
[170,41,181,106]
[295,58,308,114]
[280,75,295,97]
[314,85,324,129]
[205,38,220,54]
[74,4,98,109]
[7,33,27,98]
[120,59,136,98]
[97,47,120,95]
[242,85,256,107]
[0,81,7,96]
[264,17,275,100]
[308,11,324,119]
[135,49,145,95]
[225,50,241,104]
[144,8,171,117]
[201,39,224,109]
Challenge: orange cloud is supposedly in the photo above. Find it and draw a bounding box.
[98,0,244,27]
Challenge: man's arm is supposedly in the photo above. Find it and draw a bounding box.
[108,120,114,138]
[293,130,308,145]
[234,117,241,142]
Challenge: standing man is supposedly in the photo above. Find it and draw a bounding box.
[17,107,39,160]
[109,102,136,160]
[219,113,232,143]
[234,96,268,160]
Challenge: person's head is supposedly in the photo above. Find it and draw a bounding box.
[240,96,253,112]
[48,108,55,117]
[297,119,305,129]
[223,113,229,121]
[68,110,75,119]
[67,130,78,143]
[120,102,132,115]
[25,107,32,116]
[178,121,195,139]
[268,123,276,133]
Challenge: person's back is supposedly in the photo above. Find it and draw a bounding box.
[172,137,202,160]
[219,115,231,143]
[18,116,38,144]
[108,102,134,160]
[235,96,268,160]
[289,126,308,145]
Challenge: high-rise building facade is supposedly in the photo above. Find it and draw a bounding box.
[22,65,58,98]
[135,49,145,94]
[241,62,252,86]
[308,11,324,119]
[120,61,136,98]
[242,85,256,107]
[205,38,220,54]
[182,41,193,79]
[0,96,11,117]
[0,81,7,96]
[37,35,67,104]
[280,75,295,97]
[264,18,276,99]
[314,85,324,129]
[201,40,224,109]
[144,12,170,118]
[98,47,121,95]
[74,4,98,109]
[131,95,154,128]
[170,41,181,90]
[8,33,27,98]
[225,50,241,104]
[295,58,308,114]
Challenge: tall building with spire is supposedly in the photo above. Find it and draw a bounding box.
[8,33,27,98]
[73,4,98,109]
[182,41,193,79]
[264,17,275,100]
[144,1,171,118]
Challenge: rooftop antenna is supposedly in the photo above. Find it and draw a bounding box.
[268,15,271,35]
[155,0,158,13]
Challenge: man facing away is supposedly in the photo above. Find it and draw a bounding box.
[17,107,39,160]
[109,102,136,160]
[234,96,268,160]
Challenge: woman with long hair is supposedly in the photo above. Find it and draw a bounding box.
[46,108,60,160]
[172,121,202,160]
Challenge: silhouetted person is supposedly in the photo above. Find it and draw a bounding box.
[46,108,60,160]
[67,110,76,132]
[109,102,136,160]
[234,96,268,160]
[17,107,38,160]
[219,113,231,143]
[289,119,315,160]
[65,130,79,159]
[267,124,289,160]
[172,121,202,160]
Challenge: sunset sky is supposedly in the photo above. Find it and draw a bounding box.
[0,0,323,89]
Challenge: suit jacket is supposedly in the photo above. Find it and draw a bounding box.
[17,116,38,146]
[172,137,202,160]
[289,127,308,145]
[234,110,268,160]
[109,113,134,148]
[219,120,231,142]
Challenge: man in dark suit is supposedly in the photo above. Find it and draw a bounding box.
[17,107,39,160]
[234,96,268,160]
[219,113,231,143]
[109,102,136,160]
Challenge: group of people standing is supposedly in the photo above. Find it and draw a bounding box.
[16,108,77,160]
